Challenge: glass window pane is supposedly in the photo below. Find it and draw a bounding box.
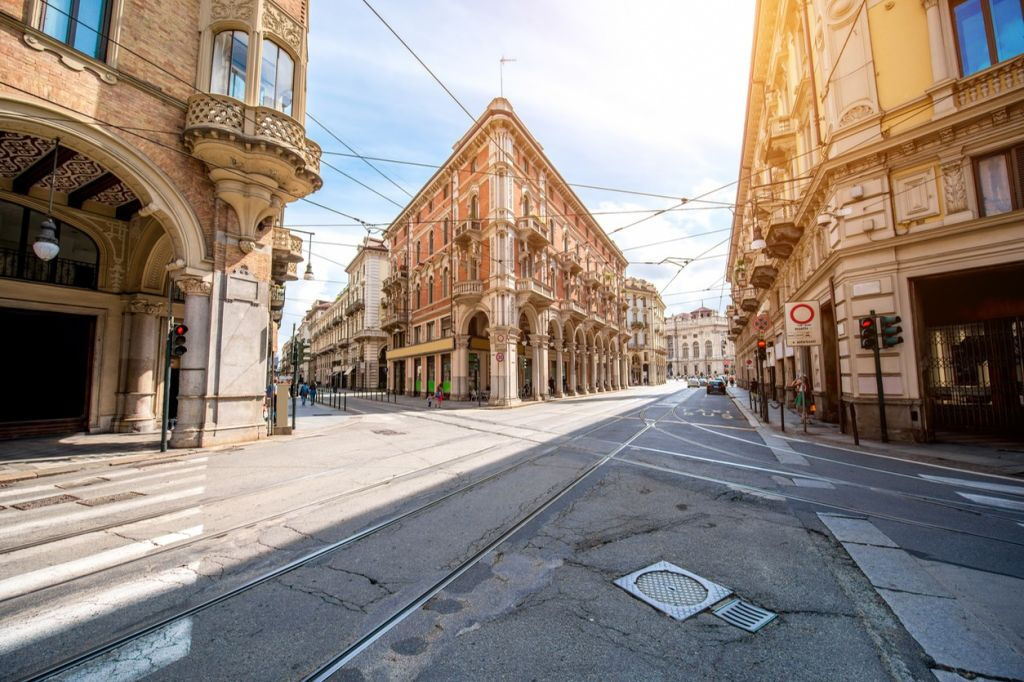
[42,0,73,42]
[277,49,294,115]
[211,31,232,95]
[954,0,993,76]
[229,32,248,99]
[991,0,1024,63]
[977,154,1013,215]
[260,40,278,108]
[71,0,107,58]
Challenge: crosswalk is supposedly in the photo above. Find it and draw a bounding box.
[0,457,209,663]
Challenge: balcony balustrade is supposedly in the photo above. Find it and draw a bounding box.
[763,204,803,259]
[515,277,555,307]
[345,298,365,316]
[955,54,1024,109]
[558,251,583,274]
[382,265,408,291]
[381,309,410,331]
[750,262,778,289]
[515,215,549,248]
[453,279,483,302]
[454,219,483,246]
[560,300,587,319]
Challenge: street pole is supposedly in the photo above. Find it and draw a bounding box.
[870,309,889,443]
[159,282,174,452]
[291,323,298,432]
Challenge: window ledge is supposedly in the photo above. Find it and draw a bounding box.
[22,30,117,85]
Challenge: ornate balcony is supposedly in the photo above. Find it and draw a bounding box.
[454,219,483,246]
[515,216,549,248]
[183,94,322,215]
[583,269,601,288]
[383,265,408,291]
[955,54,1024,109]
[453,279,483,303]
[740,297,759,313]
[515,277,554,307]
[763,116,796,164]
[558,251,583,274]
[345,298,364,316]
[382,309,410,331]
[750,263,778,289]
[630,319,646,331]
[271,227,303,284]
[763,205,803,259]
[560,300,587,319]
[270,284,285,311]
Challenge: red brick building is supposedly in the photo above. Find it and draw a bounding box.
[0,0,318,444]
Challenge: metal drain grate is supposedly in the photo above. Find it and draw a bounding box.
[614,561,731,621]
[712,598,777,632]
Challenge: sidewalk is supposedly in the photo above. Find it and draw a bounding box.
[728,386,1024,477]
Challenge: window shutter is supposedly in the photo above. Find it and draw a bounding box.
[1014,145,1024,209]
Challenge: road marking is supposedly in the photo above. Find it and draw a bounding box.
[955,492,1024,512]
[918,474,1024,497]
[0,487,205,539]
[0,525,203,601]
[0,461,207,502]
[0,470,207,507]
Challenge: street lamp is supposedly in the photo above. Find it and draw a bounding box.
[749,226,767,251]
[33,138,61,262]
[303,236,314,280]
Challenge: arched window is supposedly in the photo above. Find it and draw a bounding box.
[705,340,713,359]
[415,284,421,309]
[522,193,531,217]
[429,230,434,255]
[260,40,295,115]
[681,344,688,359]
[211,30,249,100]
[443,218,450,244]
[0,198,98,289]
[428,276,434,304]
[469,194,479,220]
[692,342,700,359]
[442,268,449,297]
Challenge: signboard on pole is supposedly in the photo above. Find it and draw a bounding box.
[785,301,822,346]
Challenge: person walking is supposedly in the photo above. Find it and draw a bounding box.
[299,383,309,406]
[309,381,317,405]
[434,384,443,408]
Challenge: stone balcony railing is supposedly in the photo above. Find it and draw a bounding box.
[383,265,408,291]
[270,284,285,311]
[515,277,554,304]
[955,54,1024,109]
[515,215,549,247]
[763,203,802,259]
[560,300,587,318]
[272,227,304,262]
[183,93,321,194]
[558,251,583,274]
[382,309,410,330]
[453,280,483,301]
[345,298,364,316]
[455,219,483,245]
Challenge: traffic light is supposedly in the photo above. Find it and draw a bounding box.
[172,324,188,356]
[881,315,903,348]
[756,338,767,360]
[859,317,877,350]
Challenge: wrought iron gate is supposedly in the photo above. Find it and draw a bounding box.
[922,317,1024,435]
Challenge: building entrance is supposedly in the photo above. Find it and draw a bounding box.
[0,307,94,438]
[917,265,1024,439]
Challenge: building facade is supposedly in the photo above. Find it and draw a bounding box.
[624,277,668,385]
[0,0,318,444]
[305,237,388,389]
[667,307,735,379]
[382,98,657,405]
[727,0,1024,441]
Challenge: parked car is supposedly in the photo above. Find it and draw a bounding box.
[687,377,700,388]
[707,378,727,395]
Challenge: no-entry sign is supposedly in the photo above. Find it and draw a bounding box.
[785,301,822,346]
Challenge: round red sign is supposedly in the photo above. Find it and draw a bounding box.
[789,303,815,325]
[495,352,505,363]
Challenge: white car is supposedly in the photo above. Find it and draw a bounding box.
[687,377,700,388]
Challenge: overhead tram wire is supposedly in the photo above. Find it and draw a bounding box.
[306,111,413,198]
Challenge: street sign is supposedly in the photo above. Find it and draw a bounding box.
[495,352,505,363]
[754,314,770,332]
[785,301,822,346]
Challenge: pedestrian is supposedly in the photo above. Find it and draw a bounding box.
[791,375,808,419]
[434,384,443,408]
[309,381,317,404]
[299,383,308,406]
[548,376,555,396]
[427,386,433,408]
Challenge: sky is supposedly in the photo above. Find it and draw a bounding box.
[280,0,756,332]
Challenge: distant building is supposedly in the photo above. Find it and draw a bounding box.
[624,278,667,385]
[666,307,734,378]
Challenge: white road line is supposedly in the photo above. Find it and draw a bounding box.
[0,468,207,506]
[919,474,1024,497]
[0,562,200,657]
[0,487,205,539]
[0,459,208,501]
[0,525,203,601]
[955,492,1024,512]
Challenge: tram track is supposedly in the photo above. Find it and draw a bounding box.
[18,390,680,681]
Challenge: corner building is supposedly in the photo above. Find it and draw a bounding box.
[0,0,319,444]
[667,307,735,379]
[624,277,668,385]
[727,0,1024,441]
[383,98,653,405]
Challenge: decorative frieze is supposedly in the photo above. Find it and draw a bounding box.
[176,277,213,297]
[941,161,968,214]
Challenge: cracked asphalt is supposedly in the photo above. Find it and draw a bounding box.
[2,383,1022,681]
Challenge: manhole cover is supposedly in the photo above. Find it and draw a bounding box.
[614,560,731,621]
[712,598,777,632]
[635,571,708,606]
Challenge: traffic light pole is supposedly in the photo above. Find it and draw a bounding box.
[159,283,174,452]
[869,309,889,443]
[291,323,298,432]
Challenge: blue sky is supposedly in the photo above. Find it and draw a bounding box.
[281,0,756,330]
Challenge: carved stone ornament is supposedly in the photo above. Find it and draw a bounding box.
[238,238,256,253]
[838,104,874,127]
[942,161,969,213]
[127,297,164,316]
[176,277,213,297]
[263,2,303,53]
[211,0,254,21]
[23,33,117,84]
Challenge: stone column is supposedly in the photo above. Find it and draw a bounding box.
[490,326,520,406]
[555,343,564,397]
[568,345,577,395]
[591,352,599,392]
[612,352,620,390]
[454,334,469,400]
[114,297,164,433]
[533,334,548,400]
[170,277,212,448]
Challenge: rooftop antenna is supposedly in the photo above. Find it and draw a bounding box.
[499,56,516,98]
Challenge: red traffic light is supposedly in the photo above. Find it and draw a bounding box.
[174,324,188,336]
[756,339,767,349]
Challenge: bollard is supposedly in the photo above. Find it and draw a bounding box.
[344,391,347,412]
[780,388,785,432]
[849,402,859,445]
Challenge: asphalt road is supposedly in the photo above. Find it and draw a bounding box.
[0,383,1021,681]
